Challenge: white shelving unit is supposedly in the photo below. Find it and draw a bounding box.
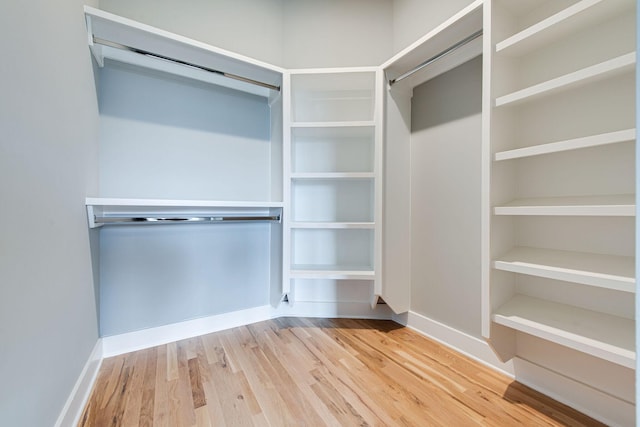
[84,6,284,98]
[84,7,288,333]
[483,0,636,369]
[283,68,382,305]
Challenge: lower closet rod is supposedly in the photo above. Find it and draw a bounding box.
[95,215,281,225]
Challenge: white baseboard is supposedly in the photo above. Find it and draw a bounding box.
[399,310,634,427]
[103,302,392,357]
[102,305,273,357]
[54,339,103,427]
[395,310,516,376]
[275,301,394,319]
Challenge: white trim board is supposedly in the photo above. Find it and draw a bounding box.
[275,301,393,319]
[54,340,103,427]
[399,310,633,427]
[102,302,393,357]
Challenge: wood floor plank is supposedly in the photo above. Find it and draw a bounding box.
[175,341,197,426]
[216,329,297,425]
[121,351,147,426]
[206,333,257,426]
[152,344,170,427]
[138,347,157,427]
[187,358,206,409]
[166,342,179,382]
[80,318,605,427]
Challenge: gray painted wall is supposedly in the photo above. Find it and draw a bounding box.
[96,60,275,336]
[98,0,394,68]
[392,0,475,54]
[98,0,285,66]
[282,0,393,68]
[0,1,100,425]
[96,0,481,68]
[100,223,272,336]
[410,56,483,337]
[98,62,272,201]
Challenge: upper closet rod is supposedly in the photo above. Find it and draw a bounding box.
[389,29,483,86]
[93,36,281,92]
[95,215,281,225]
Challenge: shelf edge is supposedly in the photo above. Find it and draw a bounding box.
[495,53,636,108]
[494,129,636,161]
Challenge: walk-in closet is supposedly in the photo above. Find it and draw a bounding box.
[2,1,636,426]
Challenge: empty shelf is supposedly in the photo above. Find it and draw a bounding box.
[290,265,374,280]
[494,129,636,161]
[291,172,375,179]
[84,7,283,98]
[496,0,632,56]
[494,195,635,216]
[493,295,635,368]
[495,53,636,107]
[493,247,634,292]
[290,222,375,229]
[291,121,376,128]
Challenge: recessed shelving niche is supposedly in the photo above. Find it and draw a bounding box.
[483,0,636,370]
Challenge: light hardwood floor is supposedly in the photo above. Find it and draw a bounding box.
[79,318,604,426]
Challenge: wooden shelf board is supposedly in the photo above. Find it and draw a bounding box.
[493,247,635,292]
[291,172,375,180]
[492,295,635,369]
[494,129,636,161]
[84,7,283,98]
[292,125,374,139]
[290,265,375,280]
[496,0,632,56]
[86,197,283,209]
[290,222,375,230]
[494,195,635,216]
[291,121,376,128]
[495,53,636,108]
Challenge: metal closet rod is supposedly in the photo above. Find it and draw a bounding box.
[389,29,483,86]
[93,36,281,92]
[95,215,281,225]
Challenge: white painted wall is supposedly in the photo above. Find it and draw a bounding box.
[392,0,474,53]
[409,56,483,337]
[0,1,100,426]
[282,0,393,68]
[98,0,285,66]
